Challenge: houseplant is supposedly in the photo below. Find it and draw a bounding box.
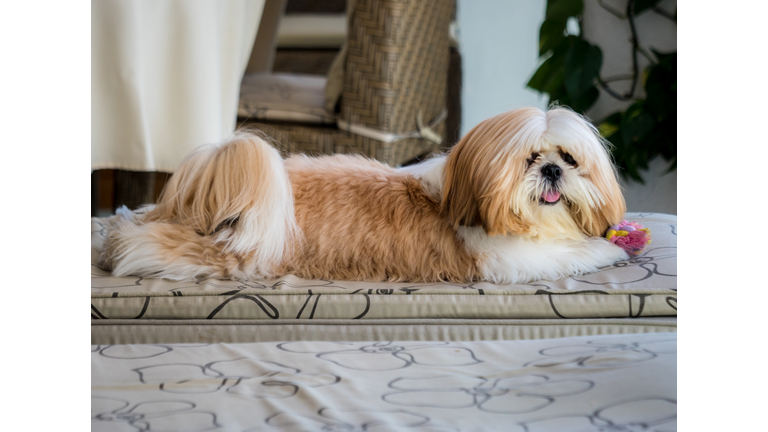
[527,0,676,183]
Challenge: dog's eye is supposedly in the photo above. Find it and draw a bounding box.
[559,151,578,167]
[526,152,540,167]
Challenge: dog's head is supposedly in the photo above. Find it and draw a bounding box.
[441,107,625,239]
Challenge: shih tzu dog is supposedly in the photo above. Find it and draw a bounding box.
[98,107,628,284]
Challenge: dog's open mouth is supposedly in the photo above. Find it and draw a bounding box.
[539,189,561,205]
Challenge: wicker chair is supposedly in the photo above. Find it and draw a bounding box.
[238,0,454,166]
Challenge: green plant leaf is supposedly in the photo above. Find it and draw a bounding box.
[527,43,568,95]
[651,49,675,62]
[563,39,602,100]
[546,0,583,20]
[666,157,676,173]
[634,0,662,15]
[621,102,656,146]
[598,117,621,138]
[626,153,649,183]
[641,116,676,162]
[569,87,598,114]
[644,51,676,119]
[602,117,646,184]
[527,57,564,95]
[539,19,567,56]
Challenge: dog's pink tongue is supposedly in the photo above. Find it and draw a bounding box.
[543,190,561,202]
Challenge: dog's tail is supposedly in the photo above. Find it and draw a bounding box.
[98,132,299,281]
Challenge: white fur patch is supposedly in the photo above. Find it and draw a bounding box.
[398,156,446,198]
[458,227,629,284]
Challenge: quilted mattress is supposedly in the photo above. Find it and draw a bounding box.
[91,213,677,344]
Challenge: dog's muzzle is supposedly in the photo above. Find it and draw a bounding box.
[539,163,562,205]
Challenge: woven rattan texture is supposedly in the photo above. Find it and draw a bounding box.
[242,0,453,166]
[270,47,462,153]
[445,48,462,149]
[341,0,452,134]
[237,121,444,167]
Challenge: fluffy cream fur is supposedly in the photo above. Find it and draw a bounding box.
[99,107,628,283]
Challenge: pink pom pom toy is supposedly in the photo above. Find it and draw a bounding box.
[605,220,652,256]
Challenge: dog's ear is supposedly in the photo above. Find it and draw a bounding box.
[542,107,626,237]
[563,135,626,237]
[441,113,533,236]
[571,162,626,237]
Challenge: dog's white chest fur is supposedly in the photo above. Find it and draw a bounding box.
[457,226,628,284]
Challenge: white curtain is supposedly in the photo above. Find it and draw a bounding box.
[91,0,265,172]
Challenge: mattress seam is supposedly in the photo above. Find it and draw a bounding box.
[91,290,678,299]
[91,319,677,327]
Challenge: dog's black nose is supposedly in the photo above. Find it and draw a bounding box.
[541,164,562,182]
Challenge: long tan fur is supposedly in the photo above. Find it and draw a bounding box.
[442,108,543,236]
[100,134,478,282]
[282,155,478,282]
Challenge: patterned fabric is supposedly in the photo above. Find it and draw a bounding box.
[92,332,677,431]
[91,213,677,321]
